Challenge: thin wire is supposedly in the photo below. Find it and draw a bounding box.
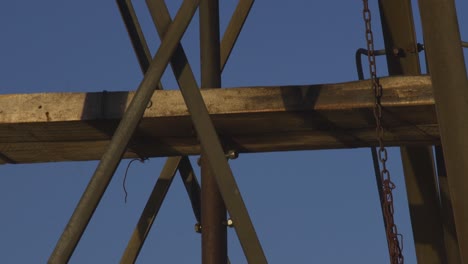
[123,158,147,203]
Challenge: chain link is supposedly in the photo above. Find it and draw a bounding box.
[362,1,404,263]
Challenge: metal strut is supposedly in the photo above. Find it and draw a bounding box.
[419,0,468,262]
[48,1,200,262]
[119,0,255,263]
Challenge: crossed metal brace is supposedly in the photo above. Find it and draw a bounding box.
[118,0,255,262]
[48,0,267,263]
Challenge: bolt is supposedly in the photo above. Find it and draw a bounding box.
[225,150,239,160]
[194,223,202,233]
[417,43,425,52]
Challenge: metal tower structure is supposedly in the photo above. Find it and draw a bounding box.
[1,0,467,263]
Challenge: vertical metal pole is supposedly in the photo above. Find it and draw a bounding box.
[378,1,448,262]
[418,0,468,262]
[199,1,227,263]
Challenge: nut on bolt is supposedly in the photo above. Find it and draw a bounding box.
[194,223,202,233]
[225,150,239,160]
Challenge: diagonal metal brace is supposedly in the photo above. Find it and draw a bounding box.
[120,157,182,264]
[146,0,266,262]
[178,57,268,264]
[120,0,255,262]
[220,0,254,71]
[118,0,201,223]
[48,1,200,263]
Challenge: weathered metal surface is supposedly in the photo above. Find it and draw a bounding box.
[47,1,200,262]
[378,0,448,263]
[178,23,268,264]
[120,156,181,264]
[178,156,202,222]
[400,147,447,263]
[199,1,228,263]
[0,76,438,164]
[116,0,152,74]
[119,0,253,261]
[435,146,462,264]
[220,0,254,71]
[118,0,200,262]
[419,0,468,262]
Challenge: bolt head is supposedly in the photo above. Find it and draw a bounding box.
[226,150,239,160]
[194,223,202,233]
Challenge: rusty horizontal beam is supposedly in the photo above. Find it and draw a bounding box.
[0,76,439,164]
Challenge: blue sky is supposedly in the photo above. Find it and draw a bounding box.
[0,1,467,263]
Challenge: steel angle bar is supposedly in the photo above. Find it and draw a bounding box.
[220,0,254,71]
[421,28,460,264]
[144,1,258,262]
[120,156,202,264]
[419,0,468,262]
[147,0,265,259]
[118,2,200,261]
[179,61,267,264]
[176,34,267,264]
[146,0,199,89]
[400,147,447,263]
[120,157,181,263]
[48,1,199,263]
[378,0,447,262]
[178,156,202,222]
[144,0,255,222]
[116,0,152,73]
[148,1,263,262]
[117,0,165,91]
[146,0,254,78]
[121,0,254,261]
[435,146,462,263]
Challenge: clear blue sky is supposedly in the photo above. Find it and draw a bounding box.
[0,1,467,263]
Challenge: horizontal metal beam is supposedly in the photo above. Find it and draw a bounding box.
[0,76,438,164]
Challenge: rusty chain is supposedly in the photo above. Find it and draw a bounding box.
[362,1,404,263]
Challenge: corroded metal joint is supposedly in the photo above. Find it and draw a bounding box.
[194,223,202,233]
[225,150,239,160]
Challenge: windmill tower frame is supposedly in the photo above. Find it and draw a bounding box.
[1,0,467,263]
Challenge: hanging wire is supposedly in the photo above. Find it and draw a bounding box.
[123,157,147,203]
